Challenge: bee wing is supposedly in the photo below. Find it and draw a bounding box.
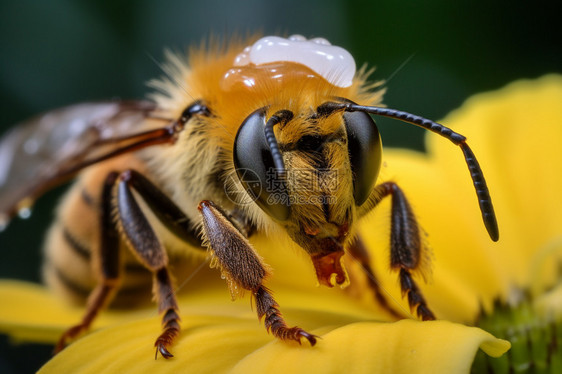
[0,101,161,222]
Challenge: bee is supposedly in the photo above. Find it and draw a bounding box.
[0,35,499,359]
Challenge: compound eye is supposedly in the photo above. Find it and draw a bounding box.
[343,111,382,206]
[233,108,290,221]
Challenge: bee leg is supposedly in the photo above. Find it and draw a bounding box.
[119,170,203,247]
[55,172,123,353]
[114,170,187,359]
[347,236,406,319]
[198,200,317,346]
[373,182,436,321]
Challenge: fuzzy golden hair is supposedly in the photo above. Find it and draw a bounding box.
[144,35,385,236]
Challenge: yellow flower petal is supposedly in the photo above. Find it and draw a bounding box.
[360,75,562,322]
[429,74,562,289]
[38,315,271,374]
[232,321,509,374]
[37,314,509,374]
[0,280,155,344]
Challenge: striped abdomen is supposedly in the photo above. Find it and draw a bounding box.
[43,155,155,308]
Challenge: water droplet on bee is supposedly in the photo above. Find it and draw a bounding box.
[15,198,34,220]
[18,207,32,219]
[220,274,226,280]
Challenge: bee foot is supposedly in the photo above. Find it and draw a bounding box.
[154,316,180,360]
[271,325,318,346]
[297,329,318,346]
[155,343,174,359]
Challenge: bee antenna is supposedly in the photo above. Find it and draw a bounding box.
[264,110,293,178]
[340,102,499,242]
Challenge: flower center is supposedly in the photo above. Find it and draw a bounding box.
[472,290,562,373]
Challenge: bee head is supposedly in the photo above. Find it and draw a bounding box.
[233,102,382,287]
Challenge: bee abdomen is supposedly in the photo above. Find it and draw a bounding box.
[43,165,155,307]
[62,226,91,261]
[44,220,154,307]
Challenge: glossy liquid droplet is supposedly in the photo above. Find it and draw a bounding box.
[232,35,356,88]
[18,207,32,219]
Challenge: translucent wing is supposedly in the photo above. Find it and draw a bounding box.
[0,101,167,224]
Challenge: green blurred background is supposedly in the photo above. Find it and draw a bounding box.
[0,0,560,372]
